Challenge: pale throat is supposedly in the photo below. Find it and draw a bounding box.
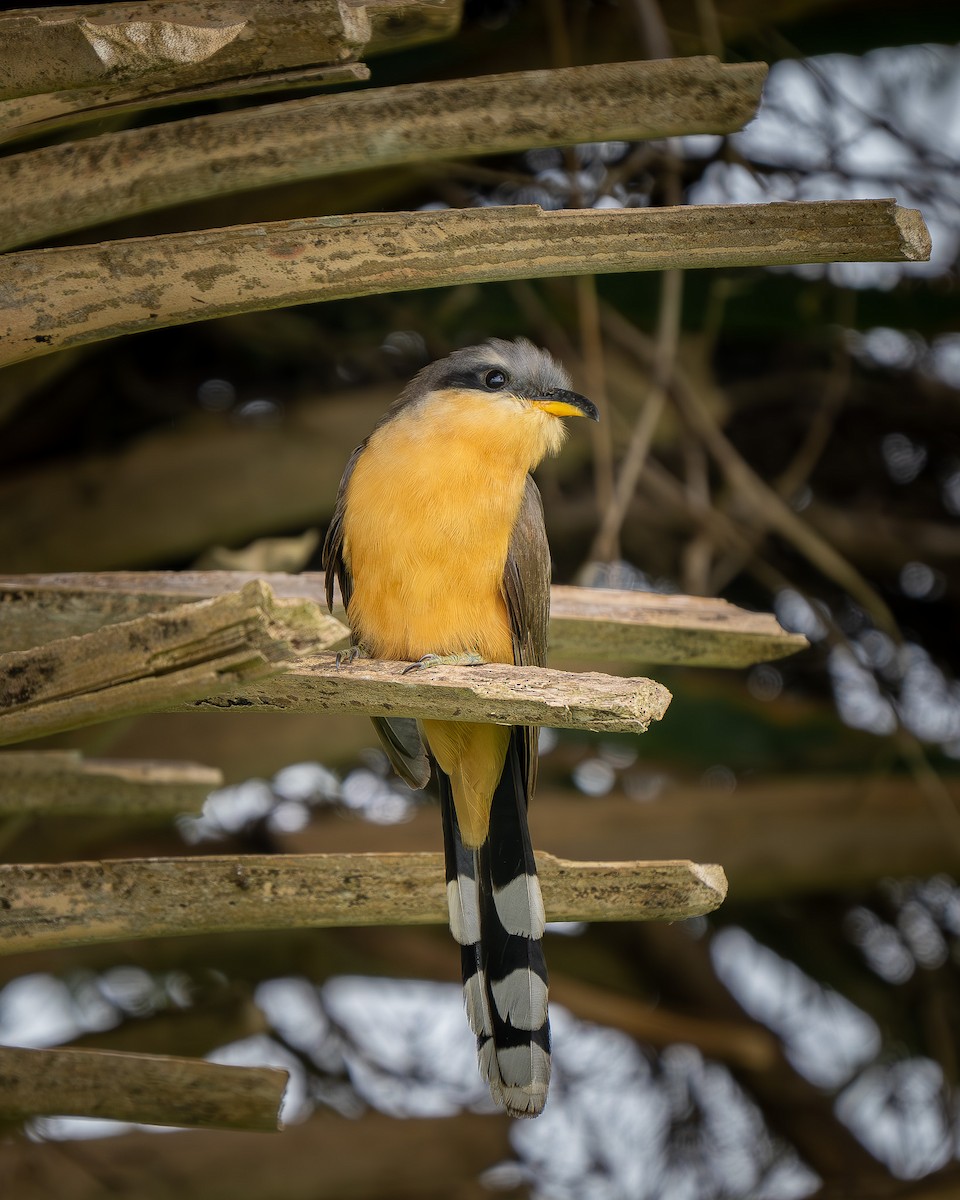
[342,391,560,662]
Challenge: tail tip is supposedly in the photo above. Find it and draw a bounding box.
[479,1039,551,1119]
[499,1083,549,1119]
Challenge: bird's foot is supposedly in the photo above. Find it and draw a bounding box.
[402,651,485,675]
[335,645,369,670]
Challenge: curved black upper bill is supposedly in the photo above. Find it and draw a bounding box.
[530,389,600,421]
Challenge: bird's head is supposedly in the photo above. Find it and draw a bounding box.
[386,338,598,468]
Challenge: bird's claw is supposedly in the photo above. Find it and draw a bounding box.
[335,645,368,670]
[401,651,485,675]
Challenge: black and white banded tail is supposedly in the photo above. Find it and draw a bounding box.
[440,728,551,1117]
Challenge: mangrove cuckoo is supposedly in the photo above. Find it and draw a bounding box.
[322,338,598,1116]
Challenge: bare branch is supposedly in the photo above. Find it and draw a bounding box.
[601,303,905,638]
[0,201,930,369]
[590,267,684,562]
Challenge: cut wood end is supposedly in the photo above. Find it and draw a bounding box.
[688,861,728,907]
[893,204,932,261]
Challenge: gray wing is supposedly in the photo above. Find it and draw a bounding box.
[322,443,363,615]
[322,442,431,791]
[503,475,551,670]
[501,474,551,801]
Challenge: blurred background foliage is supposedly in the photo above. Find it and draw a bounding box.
[2,0,960,1197]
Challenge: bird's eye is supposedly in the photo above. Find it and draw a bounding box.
[484,369,507,390]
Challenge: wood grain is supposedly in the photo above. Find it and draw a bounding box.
[0,58,766,249]
[0,201,930,368]
[0,852,727,954]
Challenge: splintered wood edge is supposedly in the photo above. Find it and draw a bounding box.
[0,580,348,747]
[0,1045,287,1131]
[0,853,727,954]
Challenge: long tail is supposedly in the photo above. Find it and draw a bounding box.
[439,727,551,1117]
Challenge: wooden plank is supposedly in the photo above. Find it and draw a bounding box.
[0,572,809,667]
[0,62,369,146]
[548,584,808,666]
[0,852,726,954]
[0,200,930,369]
[0,57,767,250]
[0,580,347,746]
[0,750,220,816]
[0,1045,286,1131]
[176,654,672,734]
[0,0,458,103]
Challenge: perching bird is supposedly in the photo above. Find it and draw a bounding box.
[322,338,598,1116]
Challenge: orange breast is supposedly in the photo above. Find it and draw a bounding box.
[341,392,537,665]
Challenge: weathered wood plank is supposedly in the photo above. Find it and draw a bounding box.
[0,852,726,954]
[0,62,369,146]
[0,580,347,746]
[0,750,220,816]
[0,0,458,103]
[178,654,672,734]
[0,1045,286,1131]
[548,584,808,665]
[0,58,767,250]
[0,572,809,666]
[0,201,930,369]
